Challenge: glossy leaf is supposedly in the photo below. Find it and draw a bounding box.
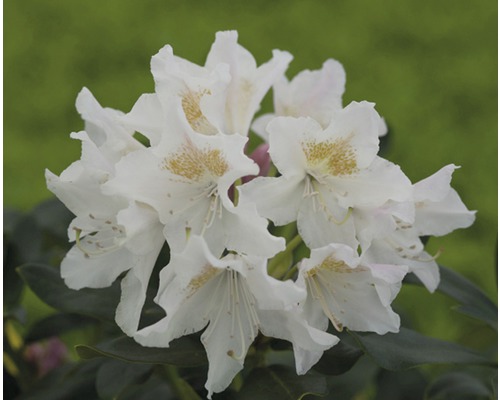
[119,375,175,400]
[313,339,364,376]
[17,360,102,400]
[96,359,152,399]
[405,265,497,330]
[374,369,428,400]
[236,365,327,400]
[31,198,74,242]
[425,371,494,400]
[18,263,120,321]
[4,214,43,308]
[76,335,208,367]
[349,327,495,371]
[25,313,97,343]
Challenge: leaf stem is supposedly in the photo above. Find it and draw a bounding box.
[268,234,303,279]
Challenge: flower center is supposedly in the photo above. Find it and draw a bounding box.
[302,137,358,177]
[74,215,126,258]
[302,175,352,225]
[304,256,356,332]
[161,143,229,182]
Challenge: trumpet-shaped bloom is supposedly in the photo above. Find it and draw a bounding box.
[239,101,412,249]
[206,30,293,136]
[252,59,346,140]
[252,59,388,140]
[296,243,408,335]
[122,30,292,141]
[46,88,164,335]
[361,164,476,292]
[135,236,337,398]
[104,128,284,258]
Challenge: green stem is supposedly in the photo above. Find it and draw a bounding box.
[268,234,303,279]
[283,264,298,281]
[164,365,201,400]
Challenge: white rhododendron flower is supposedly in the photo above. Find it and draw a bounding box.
[46,30,476,399]
[252,59,346,140]
[104,123,284,258]
[360,164,476,292]
[123,30,292,140]
[45,88,164,335]
[240,101,412,249]
[135,236,337,398]
[296,244,407,335]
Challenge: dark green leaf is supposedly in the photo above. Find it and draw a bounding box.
[76,335,208,367]
[18,263,120,321]
[313,339,364,376]
[425,371,494,400]
[25,313,97,343]
[10,214,43,264]
[31,198,74,241]
[119,374,175,400]
[4,214,44,308]
[374,369,428,400]
[438,266,497,330]
[96,359,152,399]
[350,327,495,371]
[325,356,380,400]
[405,265,497,330]
[17,360,102,400]
[236,365,327,400]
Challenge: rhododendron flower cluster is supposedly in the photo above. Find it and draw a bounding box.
[46,30,475,398]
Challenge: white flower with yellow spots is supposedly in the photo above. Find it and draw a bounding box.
[45,88,165,336]
[296,243,408,335]
[122,30,292,141]
[239,101,412,249]
[252,59,346,140]
[360,164,476,292]
[103,127,284,258]
[252,59,388,141]
[134,236,338,399]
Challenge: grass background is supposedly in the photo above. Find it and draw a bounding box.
[5,0,497,366]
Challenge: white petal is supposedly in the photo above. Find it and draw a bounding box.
[206,31,293,136]
[250,113,274,141]
[364,263,408,306]
[76,87,141,156]
[135,236,226,346]
[258,309,339,375]
[120,93,164,146]
[413,164,457,203]
[323,101,381,169]
[363,238,440,292]
[301,245,401,334]
[332,157,413,208]
[244,256,305,309]
[201,277,257,398]
[267,116,318,178]
[115,247,162,336]
[45,165,125,219]
[297,193,358,249]
[118,202,164,256]
[274,59,346,127]
[102,149,172,221]
[61,243,132,290]
[205,202,286,258]
[238,175,305,226]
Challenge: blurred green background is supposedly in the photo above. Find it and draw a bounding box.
[4,0,496,353]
